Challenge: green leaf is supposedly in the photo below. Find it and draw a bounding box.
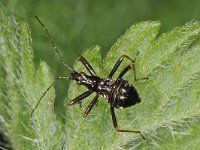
[1,3,200,150]
[65,21,200,149]
[0,4,62,150]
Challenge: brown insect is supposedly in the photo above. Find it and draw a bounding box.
[31,16,148,139]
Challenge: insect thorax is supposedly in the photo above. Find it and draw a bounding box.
[96,79,113,100]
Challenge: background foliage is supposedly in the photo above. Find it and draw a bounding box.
[0,1,200,150]
[2,0,200,116]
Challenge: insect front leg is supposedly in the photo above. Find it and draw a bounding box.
[110,106,145,139]
[78,54,97,76]
[67,90,93,106]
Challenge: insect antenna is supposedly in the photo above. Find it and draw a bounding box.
[31,79,57,117]
[35,16,74,73]
[31,76,70,117]
[31,17,73,117]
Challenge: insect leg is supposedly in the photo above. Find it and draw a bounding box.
[67,90,93,106]
[31,76,69,117]
[110,106,145,139]
[78,54,97,76]
[108,55,136,78]
[83,94,99,117]
[117,64,148,81]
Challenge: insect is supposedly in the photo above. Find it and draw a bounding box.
[32,16,148,139]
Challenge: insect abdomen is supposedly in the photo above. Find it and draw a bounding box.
[111,79,141,109]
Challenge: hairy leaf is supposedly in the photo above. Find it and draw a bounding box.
[0,4,200,150]
[0,5,62,150]
[65,21,200,150]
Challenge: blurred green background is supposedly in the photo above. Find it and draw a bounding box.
[2,0,200,116]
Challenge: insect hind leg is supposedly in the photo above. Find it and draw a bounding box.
[108,54,139,79]
[117,64,149,81]
[110,106,145,139]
